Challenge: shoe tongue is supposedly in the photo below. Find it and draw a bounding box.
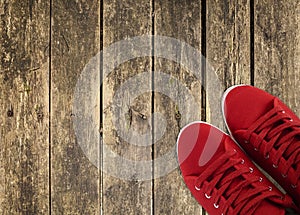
[254,200,285,215]
[244,96,275,127]
[234,98,277,132]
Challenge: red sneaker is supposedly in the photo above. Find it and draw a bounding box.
[222,85,300,207]
[177,121,297,215]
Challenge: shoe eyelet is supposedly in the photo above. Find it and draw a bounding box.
[281,173,287,178]
[241,159,245,164]
[244,140,249,144]
[195,185,201,191]
[264,154,269,159]
[291,184,297,189]
[214,203,219,209]
[273,164,278,168]
[281,110,286,114]
[249,167,254,173]
[259,177,263,182]
[254,147,258,151]
[269,186,272,191]
[289,119,293,122]
[205,193,211,199]
[233,149,237,153]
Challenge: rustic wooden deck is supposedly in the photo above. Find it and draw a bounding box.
[0,0,299,214]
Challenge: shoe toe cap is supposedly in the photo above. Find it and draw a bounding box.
[177,122,226,176]
[223,85,275,132]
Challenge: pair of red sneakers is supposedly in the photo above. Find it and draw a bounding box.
[177,85,300,214]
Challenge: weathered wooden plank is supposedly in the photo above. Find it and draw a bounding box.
[154,1,203,214]
[254,0,300,116]
[206,0,251,128]
[102,0,153,214]
[0,0,49,214]
[50,0,101,213]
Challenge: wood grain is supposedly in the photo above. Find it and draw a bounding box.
[254,0,300,115]
[154,0,203,214]
[206,0,251,128]
[102,0,153,214]
[0,0,50,214]
[50,0,101,213]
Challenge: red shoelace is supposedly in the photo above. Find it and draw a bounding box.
[194,148,290,214]
[244,101,300,187]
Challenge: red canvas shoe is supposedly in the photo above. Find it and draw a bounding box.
[177,121,297,215]
[222,85,300,207]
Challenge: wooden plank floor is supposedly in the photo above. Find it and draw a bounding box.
[0,0,299,214]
